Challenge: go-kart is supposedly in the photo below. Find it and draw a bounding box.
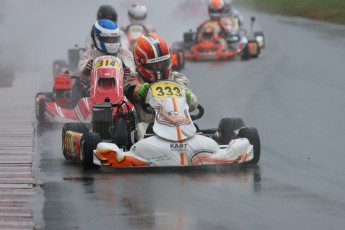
[123,23,185,71]
[62,80,260,170]
[173,16,265,61]
[52,45,85,77]
[35,55,133,124]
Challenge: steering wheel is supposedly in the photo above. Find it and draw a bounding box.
[190,104,204,121]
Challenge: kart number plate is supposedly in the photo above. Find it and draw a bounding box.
[95,58,120,69]
[151,82,183,98]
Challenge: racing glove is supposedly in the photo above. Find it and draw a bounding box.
[185,90,192,105]
[138,83,150,100]
[83,59,93,75]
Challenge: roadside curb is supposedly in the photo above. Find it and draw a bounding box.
[0,73,37,229]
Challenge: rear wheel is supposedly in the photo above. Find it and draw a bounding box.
[177,49,185,69]
[237,127,261,165]
[35,92,54,123]
[80,132,101,170]
[217,117,245,145]
[241,44,250,60]
[171,49,185,71]
[62,123,89,161]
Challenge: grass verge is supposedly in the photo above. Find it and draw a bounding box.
[236,0,345,25]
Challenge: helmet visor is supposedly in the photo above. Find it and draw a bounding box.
[209,8,223,15]
[98,35,120,43]
[144,54,171,72]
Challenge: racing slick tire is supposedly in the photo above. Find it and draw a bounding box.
[253,31,265,49]
[237,127,261,165]
[177,49,185,69]
[80,132,101,170]
[62,122,89,161]
[35,92,54,123]
[217,117,246,145]
[52,59,69,77]
[172,49,185,71]
[247,40,260,58]
[241,44,251,60]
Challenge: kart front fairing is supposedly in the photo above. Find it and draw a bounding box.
[37,56,131,123]
[92,81,254,168]
[146,81,196,141]
[185,19,247,60]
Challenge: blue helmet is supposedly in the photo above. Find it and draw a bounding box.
[91,19,120,54]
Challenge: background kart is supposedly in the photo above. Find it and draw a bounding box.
[173,16,265,61]
[62,80,260,170]
[35,56,133,124]
[52,45,85,77]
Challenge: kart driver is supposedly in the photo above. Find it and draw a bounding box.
[124,33,198,140]
[121,2,156,33]
[224,0,244,28]
[71,19,135,107]
[197,0,241,48]
[78,19,135,80]
[85,5,129,49]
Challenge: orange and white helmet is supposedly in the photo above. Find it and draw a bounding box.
[133,33,172,82]
[208,0,225,19]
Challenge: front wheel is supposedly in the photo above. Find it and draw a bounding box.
[217,117,245,145]
[80,132,101,170]
[62,122,89,161]
[35,92,54,123]
[237,127,261,165]
[241,44,250,60]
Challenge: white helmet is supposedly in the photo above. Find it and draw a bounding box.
[91,19,120,54]
[128,2,148,24]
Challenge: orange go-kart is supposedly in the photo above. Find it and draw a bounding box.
[173,16,265,61]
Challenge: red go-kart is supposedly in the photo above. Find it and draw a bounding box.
[35,56,133,124]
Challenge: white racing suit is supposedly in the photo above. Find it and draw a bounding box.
[77,47,135,79]
[124,71,198,140]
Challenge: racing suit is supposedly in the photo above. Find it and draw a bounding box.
[77,47,135,79]
[197,18,231,37]
[124,71,198,140]
[224,8,244,29]
[120,23,156,50]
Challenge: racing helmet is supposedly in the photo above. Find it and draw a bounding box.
[133,33,172,83]
[208,0,225,19]
[97,5,118,23]
[91,19,120,54]
[128,2,148,24]
[223,0,232,14]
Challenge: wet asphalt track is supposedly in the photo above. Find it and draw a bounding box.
[2,0,345,229]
